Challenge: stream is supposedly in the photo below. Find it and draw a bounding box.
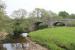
[1,43,29,50]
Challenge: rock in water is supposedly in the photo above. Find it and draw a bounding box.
[21,33,28,37]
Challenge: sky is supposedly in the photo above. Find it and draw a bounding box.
[3,0,75,15]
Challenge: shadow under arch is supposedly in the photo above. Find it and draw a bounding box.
[53,22,65,26]
[34,22,43,30]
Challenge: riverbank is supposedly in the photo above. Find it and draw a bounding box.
[30,27,75,50]
[0,37,48,50]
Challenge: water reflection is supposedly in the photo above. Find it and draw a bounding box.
[3,43,29,50]
[0,44,7,50]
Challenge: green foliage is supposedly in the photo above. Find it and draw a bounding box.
[30,27,75,50]
[69,14,75,19]
[0,0,12,33]
[59,11,69,18]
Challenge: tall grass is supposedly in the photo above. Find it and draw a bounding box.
[29,27,75,50]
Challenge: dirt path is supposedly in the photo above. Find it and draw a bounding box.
[24,37,48,50]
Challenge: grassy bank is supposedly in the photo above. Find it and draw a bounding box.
[29,27,75,50]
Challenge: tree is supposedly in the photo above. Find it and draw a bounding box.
[58,11,69,18]
[0,0,14,43]
[0,0,6,11]
[32,8,41,18]
[29,8,51,22]
[0,0,12,32]
[0,0,6,18]
[69,14,75,19]
[40,10,55,21]
[11,9,27,19]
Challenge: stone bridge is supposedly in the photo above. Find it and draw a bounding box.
[47,19,75,27]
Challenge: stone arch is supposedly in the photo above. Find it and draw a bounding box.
[33,22,43,30]
[34,22,42,26]
[53,21,65,26]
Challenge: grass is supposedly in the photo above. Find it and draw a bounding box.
[29,27,75,50]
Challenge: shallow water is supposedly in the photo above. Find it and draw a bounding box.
[1,43,29,50]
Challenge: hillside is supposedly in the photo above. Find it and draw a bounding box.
[29,27,75,50]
